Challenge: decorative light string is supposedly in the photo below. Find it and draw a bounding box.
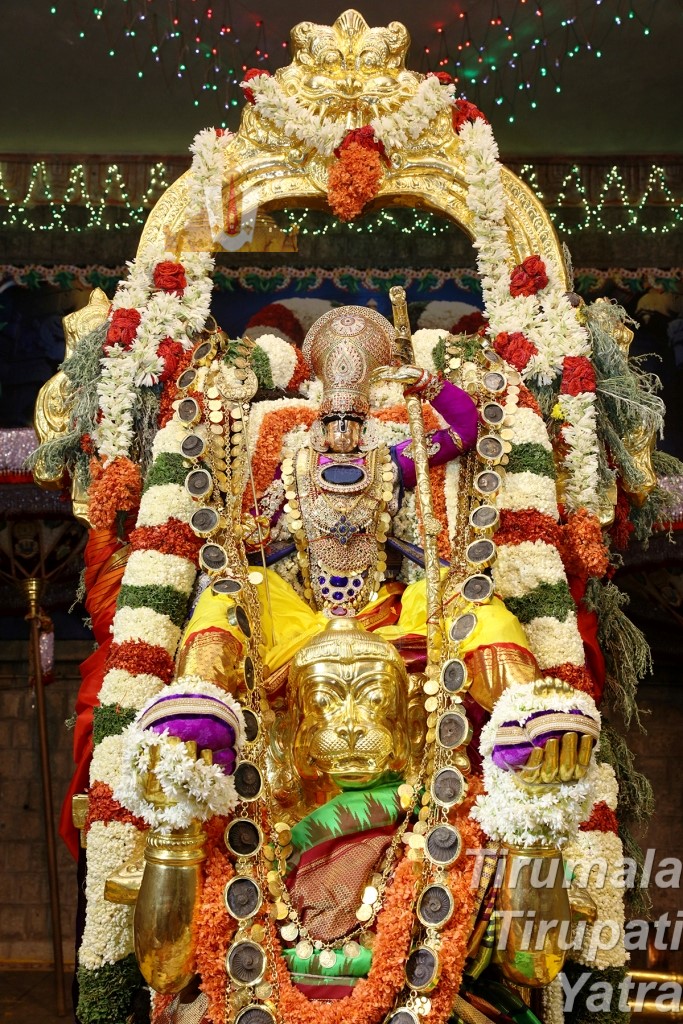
[46,0,665,121]
[0,161,173,232]
[1,159,679,235]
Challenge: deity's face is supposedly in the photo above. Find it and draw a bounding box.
[291,653,411,790]
[323,415,363,454]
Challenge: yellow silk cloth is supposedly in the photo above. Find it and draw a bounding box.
[178,569,533,693]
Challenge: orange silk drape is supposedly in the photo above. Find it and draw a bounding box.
[59,527,129,858]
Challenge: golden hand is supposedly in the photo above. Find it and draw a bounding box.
[514,677,596,789]
[370,363,425,388]
[517,732,594,787]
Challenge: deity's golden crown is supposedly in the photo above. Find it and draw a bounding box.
[290,618,409,681]
[303,306,395,417]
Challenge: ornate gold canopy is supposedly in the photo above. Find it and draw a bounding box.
[139,9,566,283]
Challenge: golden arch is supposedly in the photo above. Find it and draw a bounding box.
[137,10,567,286]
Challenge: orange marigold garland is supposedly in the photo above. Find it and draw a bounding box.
[130,520,203,561]
[287,345,312,392]
[543,661,596,696]
[106,640,176,684]
[85,781,147,833]
[328,140,384,222]
[88,456,142,530]
[559,508,610,583]
[193,816,236,1023]
[245,406,318,508]
[428,812,486,1022]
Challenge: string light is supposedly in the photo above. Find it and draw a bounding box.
[0,162,172,232]
[0,159,679,235]
[48,0,664,121]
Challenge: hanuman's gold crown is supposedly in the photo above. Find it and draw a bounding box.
[303,306,394,417]
[290,619,408,682]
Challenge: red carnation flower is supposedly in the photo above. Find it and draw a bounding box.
[493,331,538,372]
[427,71,454,86]
[334,125,389,166]
[241,68,271,105]
[157,338,186,383]
[153,260,187,296]
[560,355,596,396]
[105,307,141,350]
[510,254,549,298]
[452,98,488,133]
[452,311,487,335]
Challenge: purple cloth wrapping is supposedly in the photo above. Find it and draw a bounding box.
[393,379,479,489]
[143,692,238,775]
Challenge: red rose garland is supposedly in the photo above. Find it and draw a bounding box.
[242,67,271,105]
[452,311,487,335]
[509,254,549,297]
[452,98,488,133]
[104,307,141,351]
[157,337,186,383]
[492,330,538,372]
[560,355,597,396]
[153,260,187,296]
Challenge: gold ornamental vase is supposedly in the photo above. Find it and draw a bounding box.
[494,845,571,987]
[134,821,207,994]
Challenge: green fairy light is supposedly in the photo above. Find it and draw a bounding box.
[0,159,678,237]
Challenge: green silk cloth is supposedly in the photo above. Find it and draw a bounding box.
[287,779,402,872]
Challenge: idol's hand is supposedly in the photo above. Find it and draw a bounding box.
[517,732,594,787]
[370,363,425,388]
[522,677,594,785]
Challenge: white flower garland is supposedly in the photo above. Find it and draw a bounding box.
[185,127,234,226]
[114,678,245,831]
[457,114,600,514]
[370,76,455,151]
[564,829,628,969]
[493,540,566,599]
[558,392,601,512]
[411,328,443,373]
[244,73,454,158]
[254,333,298,390]
[473,681,600,848]
[79,820,138,969]
[523,614,587,672]
[97,246,214,462]
[243,74,345,157]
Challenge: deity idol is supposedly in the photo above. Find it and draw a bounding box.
[32,11,644,1024]
[104,302,600,1024]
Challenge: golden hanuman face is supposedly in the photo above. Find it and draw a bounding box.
[291,655,410,791]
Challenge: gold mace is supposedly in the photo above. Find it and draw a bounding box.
[389,286,444,672]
